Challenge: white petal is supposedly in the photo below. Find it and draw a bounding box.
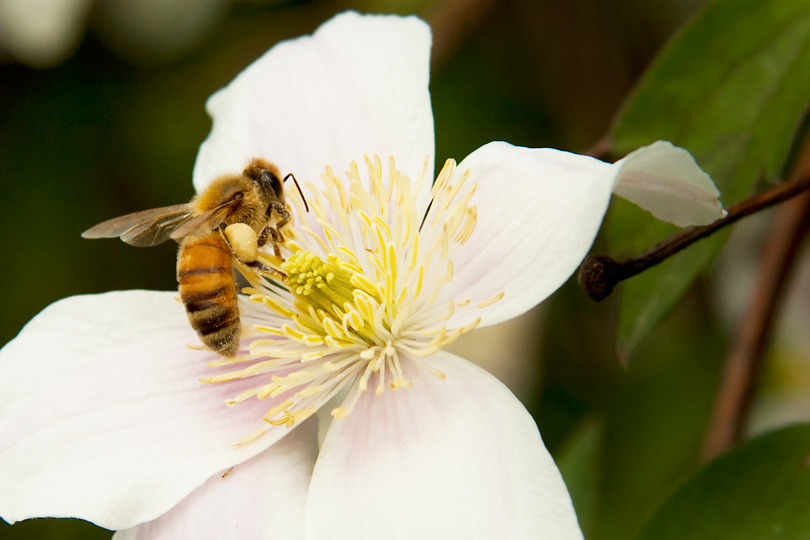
[0,291,301,529]
[611,140,726,226]
[436,141,615,329]
[193,11,434,212]
[113,419,317,540]
[305,350,583,540]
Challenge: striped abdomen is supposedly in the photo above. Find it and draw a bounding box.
[177,233,240,356]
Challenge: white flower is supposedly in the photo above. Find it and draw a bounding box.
[0,11,724,540]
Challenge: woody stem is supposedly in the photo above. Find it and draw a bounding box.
[577,167,810,302]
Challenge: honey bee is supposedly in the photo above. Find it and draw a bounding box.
[83,158,306,357]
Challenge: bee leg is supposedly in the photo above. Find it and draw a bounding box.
[258,225,285,258]
[259,202,290,259]
[266,201,291,226]
[218,224,286,280]
[244,259,286,280]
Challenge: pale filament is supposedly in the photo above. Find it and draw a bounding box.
[201,155,504,442]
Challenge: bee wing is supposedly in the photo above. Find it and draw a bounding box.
[123,207,198,247]
[168,208,219,241]
[82,204,194,247]
[168,197,247,241]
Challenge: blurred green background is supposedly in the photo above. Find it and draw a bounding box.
[4,0,808,539]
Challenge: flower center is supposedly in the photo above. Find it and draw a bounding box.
[281,250,388,349]
[201,155,503,444]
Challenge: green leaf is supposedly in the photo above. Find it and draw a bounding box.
[589,292,724,540]
[608,0,810,359]
[636,424,810,540]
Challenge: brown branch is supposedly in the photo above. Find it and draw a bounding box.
[702,191,810,460]
[578,167,810,301]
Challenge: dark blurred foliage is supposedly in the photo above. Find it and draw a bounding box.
[0,0,713,538]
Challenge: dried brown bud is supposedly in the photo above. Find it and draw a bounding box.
[578,254,621,302]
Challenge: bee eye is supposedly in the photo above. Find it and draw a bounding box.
[260,171,282,194]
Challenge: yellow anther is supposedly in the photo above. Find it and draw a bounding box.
[208,154,491,444]
[266,398,295,417]
[476,292,505,309]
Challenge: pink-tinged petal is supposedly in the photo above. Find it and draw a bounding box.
[0,291,300,529]
[193,11,435,213]
[611,140,726,227]
[113,419,317,540]
[437,141,615,329]
[305,350,583,540]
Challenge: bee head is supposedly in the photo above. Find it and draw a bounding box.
[243,158,284,204]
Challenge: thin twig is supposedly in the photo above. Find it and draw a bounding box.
[702,191,810,460]
[578,168,810,301]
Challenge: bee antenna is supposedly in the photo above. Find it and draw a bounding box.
[283,172,309,212]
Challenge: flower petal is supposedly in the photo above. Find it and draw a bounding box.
[611,140,726,227]
[113,419,317,540]
[193,11,435,212]
[0,291,301,529]
[305,350,583,540]
[435,141,615,329]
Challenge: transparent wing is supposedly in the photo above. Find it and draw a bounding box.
[169,197,246,241]
[82,204,194,247]
[168,207,220,241]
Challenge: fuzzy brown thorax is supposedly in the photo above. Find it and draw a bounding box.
[190,174,271,235]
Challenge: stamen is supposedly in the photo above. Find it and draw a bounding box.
[206,154,491,443]
[231,426,271,447]
[476,292,505,308]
